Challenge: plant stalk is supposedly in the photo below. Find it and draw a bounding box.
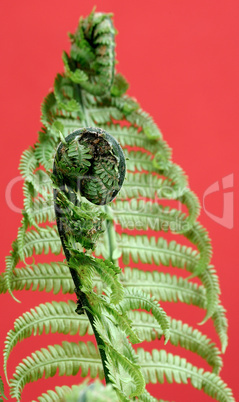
[53,188,111,385]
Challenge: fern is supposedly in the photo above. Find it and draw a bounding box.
[32,381,164,402]
[0,262,71,295]
[3,300,93,381]
[0,375,7,401]
[129,311,222,374]
[1,8,235,402]
[9,341,103,401]
[137,348,234,402]
[118,288,170,343]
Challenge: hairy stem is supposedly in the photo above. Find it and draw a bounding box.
[53,188,111,384]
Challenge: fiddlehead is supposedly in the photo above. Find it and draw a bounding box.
[52,127,127,386]
[53,127,126,206]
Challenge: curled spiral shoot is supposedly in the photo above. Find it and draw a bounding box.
[52,127,126,386]
[53,127,126,205]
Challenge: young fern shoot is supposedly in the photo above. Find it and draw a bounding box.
[52,127,168,400]
[52,127,126,385]
[1,9,235,402]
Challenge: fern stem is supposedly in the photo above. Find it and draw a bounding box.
[53,188,111,385]
[104,205,119,265]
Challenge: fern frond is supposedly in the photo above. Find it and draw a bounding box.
[104,124,163,154]
[129,311,222,373]
[2,262,227,352]
[0,262,72,295]
[34,380,119,402]
[0,273,4,294]
[117,229,211,278]
[3,300,94,381]
[126,108,162,141]
[16,217,29,261]
[118,172,169,199]
[41,92,58,126]
[87,106,123,125]
[119,288,170,343]
[69,12,115,96]
[116,234,219,321]
[34,385,73,402]
[117,172,200,225]
[180,190,201,225]
[94,317,145,399]
[62,51,88,84]
[137,348,235,402]
[0,375,7,401]
[9,341,103,401]
[35,135,56,171]
[111,95,139,116]
[119,266,196,310]
[138,389,158,402]
[26,169,53,198]
[83,256,124,304]
[212,305,228,354]
[21,226,61,259]
[185,222,212,276]
[24,194,55,225]
[199,265,220,324]
[54,73,82,113]
[68,250,124,304]
[48,117,81,137]
[110,73,129,97]
[116,234,191,266]
[4,241,20,302]
[3,9,232,401]
[152,157,188,188]
[121,268,227,349]
[91,294,141,345]
[19,147,39,183]
[124,149,154,172]
[112,200,189,232]
[169,317,222,374]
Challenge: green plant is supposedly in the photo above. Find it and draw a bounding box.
[0,375,7,401]
[0,9,235,402]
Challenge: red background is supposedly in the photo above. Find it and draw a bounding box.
[0,1,238,401]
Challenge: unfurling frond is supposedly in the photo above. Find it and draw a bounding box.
[93,317,145,399]
[119,288,170,343]
[2,8,234,402]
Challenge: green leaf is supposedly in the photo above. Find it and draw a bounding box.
[21,226,61,259]
[9,341,103,401]
[116,229,211,278]
[19,147,39,183]
[111,73,129,97]
[137,348,235,402]
[3,300,93,382]
[129,311,222,374]
[0,262,72,295]
[3,9,232,402]
[32,381,120,402]
[0,375,7,400]
[119,288,170,343]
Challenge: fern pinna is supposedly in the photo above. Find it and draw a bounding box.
[0,9,235,402]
